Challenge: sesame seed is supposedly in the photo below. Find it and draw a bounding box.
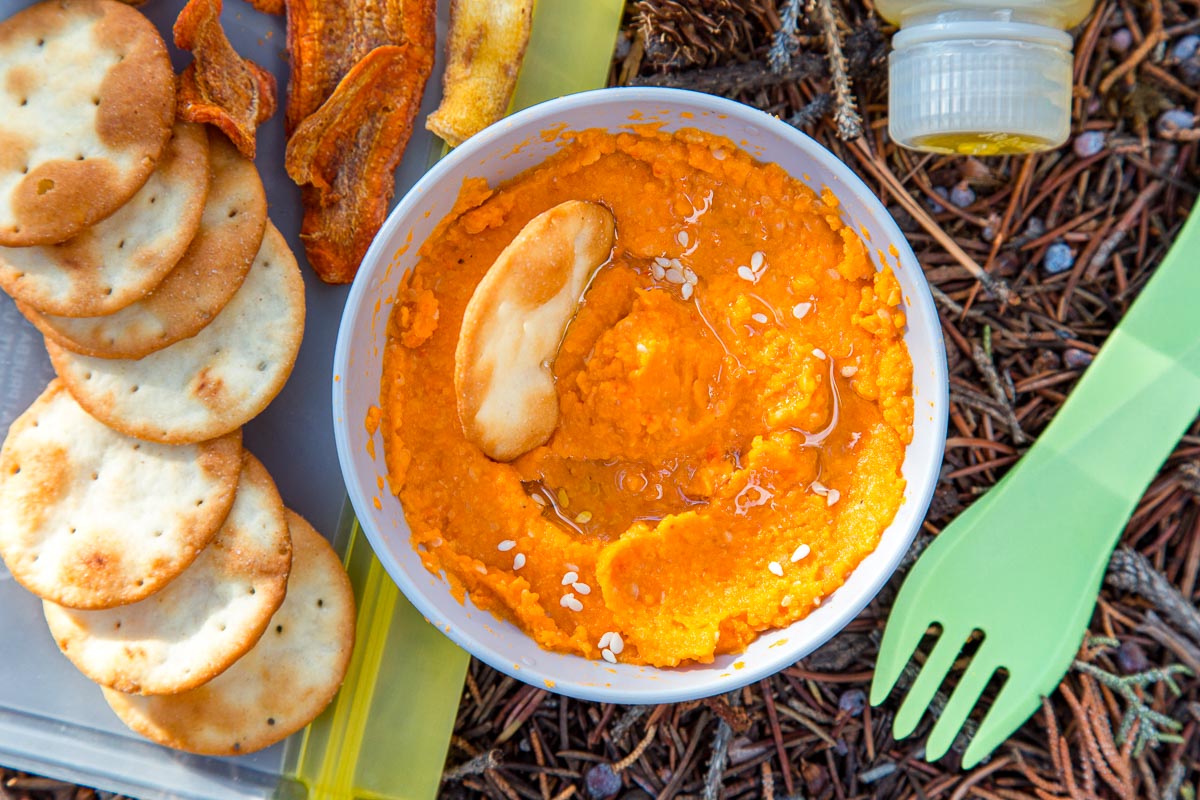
[655,256,671,267]
[781,595,793,607]
[768,561,784,577]
[712,148,726,160]
[497,540,516,552]
[636,342,648,354]
[602,648,617,664]
[810,480,828,496]
[665,267,685,284]
[562,571,578,586]
[567,596,584,612]
[683,268,698,283]
[841,365,858,377]
[813,348,826,360]
[651,262,665,280]
[609,633,624,654]
[556,489,569,508]
[575,511,593,523]
[737,265,756,282]
[475,564,488,574]
[573,582,592,595]
[677,231,689,247]
[513,553,527,570]
[791,543,811,562]
[598,631,614,649]
[813,597,822,607]
[751,312,768,324]
[826,489,841,506]
[560,592,582,611]
[792,302,812,319]
[565,562,580,572]
[681,282,694,300]
[751,251,765,270]
[530,494,546,507]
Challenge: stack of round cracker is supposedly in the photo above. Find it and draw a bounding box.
[0,0,354,756]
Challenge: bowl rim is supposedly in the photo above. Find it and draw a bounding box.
[333,86,949,703]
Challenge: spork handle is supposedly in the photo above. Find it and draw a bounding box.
[1012,205,1200,552]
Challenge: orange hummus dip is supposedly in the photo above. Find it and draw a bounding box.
[381,126,914,667]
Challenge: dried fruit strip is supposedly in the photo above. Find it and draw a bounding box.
[174,0,278,160]
[284,44,433,284]
[426,0,535,147]
[282,0,436,135]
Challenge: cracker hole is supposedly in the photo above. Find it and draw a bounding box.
[68,527,75,534]
[219,624,226,631]
[20,166,28,175]
[36,178,54,195]
[90,472,98,481]
[19,98,27,107]
[117,240,125,249]
[227,209,238,218]
[92,97,100,106]
[248,587,255,595]
[149,196,157,205]
[257,361,268,372]
[132,443,141,451]
[130,385,139,393]
[75,154,84,161]
[36,38,44,47]
[195,499,204,506]
[267,718,275,726]
[153,530,162,537]
[316,598,324,608]
[11,466,19,475]
[114,621,121,630]
[136,579,144,586]
[275,625,283,634]
[15,273,24,280]
[104,287,113,296]
[84,372,92,380]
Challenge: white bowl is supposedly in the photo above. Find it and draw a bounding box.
[333,87,948,703]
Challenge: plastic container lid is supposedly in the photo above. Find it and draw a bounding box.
[889,20,1074,154]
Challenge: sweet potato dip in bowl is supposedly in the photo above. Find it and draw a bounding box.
[334,88,948,702]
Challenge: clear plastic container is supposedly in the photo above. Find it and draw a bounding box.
[877,0,1095,154]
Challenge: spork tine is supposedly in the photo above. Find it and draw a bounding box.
[872,205,1200,769]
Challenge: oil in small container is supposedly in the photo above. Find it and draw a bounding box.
[877,0,1095,154]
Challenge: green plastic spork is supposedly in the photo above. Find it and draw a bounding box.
[871,204,1200,768]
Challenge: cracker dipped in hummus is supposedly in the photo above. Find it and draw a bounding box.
[381,126,915,667]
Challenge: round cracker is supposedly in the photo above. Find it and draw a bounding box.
[22,130,268,358]
[44,452,291,695]
[0,0,175,246]
[103,509,355,755]
[0,121,210,317]
[0,380,241,609]
[48,221,304,444]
